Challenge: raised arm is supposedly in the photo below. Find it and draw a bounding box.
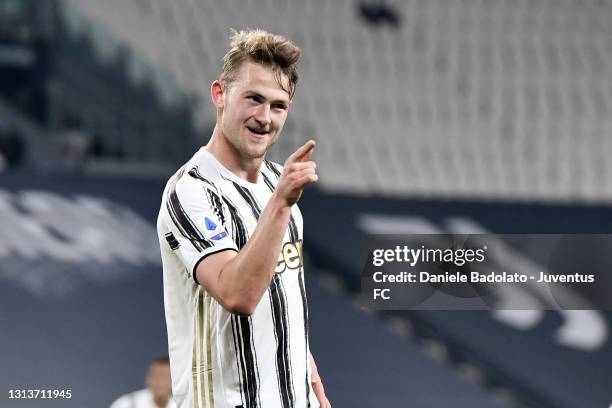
[196,140,317,315]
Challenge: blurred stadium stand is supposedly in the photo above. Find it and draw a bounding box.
[0,0,196,174]
[2,1,612,408]
[65,0,612,201]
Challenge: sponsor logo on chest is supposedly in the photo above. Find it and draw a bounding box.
[275,240,303,274]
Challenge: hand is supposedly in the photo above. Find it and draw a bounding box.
[312,380,331,408]
[309,352,331,408]
[274,140,318,206]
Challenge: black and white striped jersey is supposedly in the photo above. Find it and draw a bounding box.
[157,147,318,408]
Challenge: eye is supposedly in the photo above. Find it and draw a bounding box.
[247,95,263,103]
[272,103,288,111]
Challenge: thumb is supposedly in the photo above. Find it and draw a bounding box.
[286,140,315,164]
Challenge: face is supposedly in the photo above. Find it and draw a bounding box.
[145,362,172,400]
[216,61,291,160]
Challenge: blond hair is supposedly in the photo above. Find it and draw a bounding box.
[219,29,302,98]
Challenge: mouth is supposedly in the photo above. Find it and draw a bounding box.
[247,126,270,138]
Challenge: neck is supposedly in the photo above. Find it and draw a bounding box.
[206,125,263,183]
[153,395,169,408]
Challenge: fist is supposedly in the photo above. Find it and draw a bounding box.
[275,140,318,206]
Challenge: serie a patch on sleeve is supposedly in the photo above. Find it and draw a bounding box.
[204,217,229,241]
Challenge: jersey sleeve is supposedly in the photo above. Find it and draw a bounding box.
[162,176,238,282]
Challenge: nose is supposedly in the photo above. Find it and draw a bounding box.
[254,103,271,126]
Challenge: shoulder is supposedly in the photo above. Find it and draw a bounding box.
[176,166,218,197]
[109,389,148,408]
[161,166,199,208]
[170,157,223,203]
[164,148,220,189]
[159,154,222,224]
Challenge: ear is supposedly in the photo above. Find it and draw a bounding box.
[211,80,224,109]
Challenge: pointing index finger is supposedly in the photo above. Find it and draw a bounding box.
[287,140,316,164]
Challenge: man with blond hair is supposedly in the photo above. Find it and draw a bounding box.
[157,29,331,408]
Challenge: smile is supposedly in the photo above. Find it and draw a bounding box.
[247,127,270,138]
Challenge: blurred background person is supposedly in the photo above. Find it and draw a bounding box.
[109,356,175,408]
